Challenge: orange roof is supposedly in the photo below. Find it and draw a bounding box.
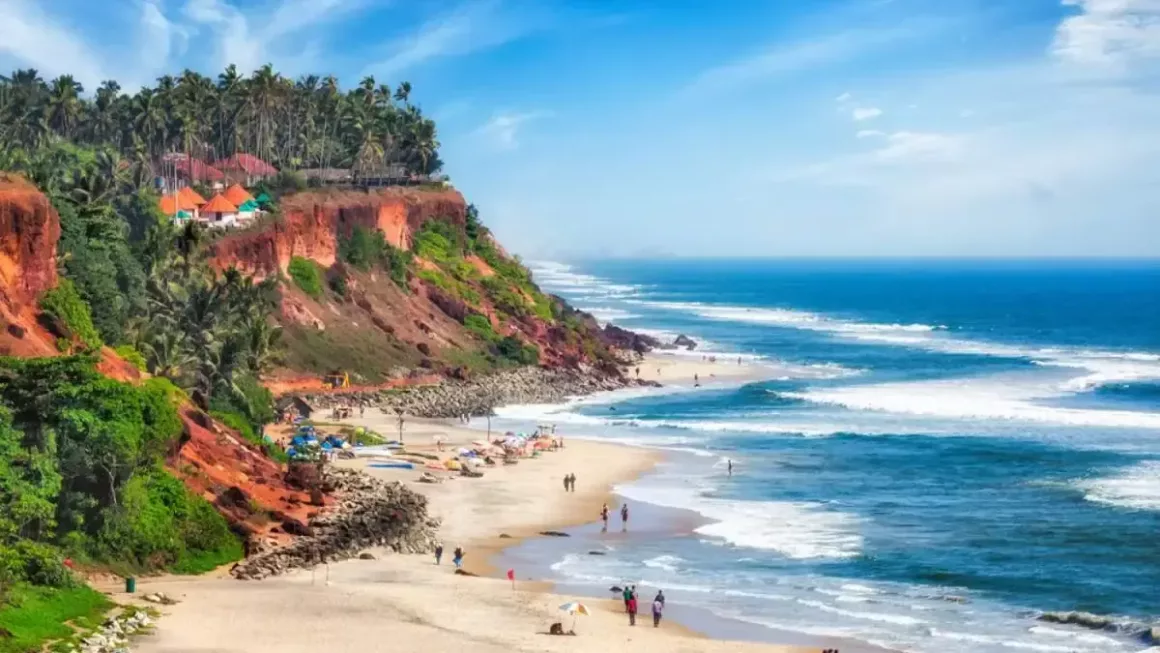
[159,193,198,215]
[200,194,239,213]
[223,183,254,207]
[178,186,207,206]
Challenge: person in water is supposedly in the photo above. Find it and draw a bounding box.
[620,503,629,529]
[728,459,733,476]
[600,503,610,530]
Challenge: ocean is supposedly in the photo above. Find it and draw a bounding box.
[494,259,1160,653]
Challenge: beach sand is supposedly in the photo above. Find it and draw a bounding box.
[634,352,775,385]
[128,414,819,653]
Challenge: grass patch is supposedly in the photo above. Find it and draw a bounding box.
[0,584,111,653]
[287,256,324,300]
[166,539,244,575]
[280,323,420,384]
[38,279,102,351]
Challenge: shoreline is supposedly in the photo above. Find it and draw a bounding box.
[124,355,839,653]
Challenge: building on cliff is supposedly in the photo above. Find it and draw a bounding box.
[199,193,241,227]
[214,153,278,186]
[159,191,200,224]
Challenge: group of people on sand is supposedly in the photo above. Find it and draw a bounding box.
[433,543,465,569]
[622,585,665,627]
[599,502,629,531]
[562,473,577,492]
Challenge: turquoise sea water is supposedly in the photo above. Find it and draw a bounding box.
[497,259,1160,653]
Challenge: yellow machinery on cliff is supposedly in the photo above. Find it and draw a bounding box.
[323,371,350,389]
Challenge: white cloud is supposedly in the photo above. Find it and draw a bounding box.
[836,91,853,102]
[874,131,964,162]
[852,106,883,121]
[0,0,108,88]
[365,1,547,79]
[1052,0,1160,71]
[856,129,885,138]
[477,111,550,150]
[685,26,920,94]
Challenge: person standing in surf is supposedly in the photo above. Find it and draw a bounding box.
[600,503,610,531]
[620,503,629,530]
[728,459,733,476]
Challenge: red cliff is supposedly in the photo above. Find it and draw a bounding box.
[210,187,467,277]
[0,174,61,356]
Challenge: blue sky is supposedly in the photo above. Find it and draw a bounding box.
[2,0,1159,257]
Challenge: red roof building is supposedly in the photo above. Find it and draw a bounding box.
[168,156,224,183]
[213,153,278,180]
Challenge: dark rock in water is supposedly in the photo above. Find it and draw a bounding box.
[1038,611,1115,630]
[673,334,698,350]
[609,586,623,594]
[498,533,512,539]
[587,550,605,556]
[539,530,569,537]
[601,323,660,354]
[358,552,376,560]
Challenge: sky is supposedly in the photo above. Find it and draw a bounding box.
[2,0,1159,258]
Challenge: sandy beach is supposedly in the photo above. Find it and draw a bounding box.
[126,404,821,653]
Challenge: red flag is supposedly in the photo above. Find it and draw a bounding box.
[506,569,515,581]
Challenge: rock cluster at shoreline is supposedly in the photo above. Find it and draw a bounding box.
[72,610,153,653]
[230,468,438,580]
[299,366,658,418]
[1037,611,1160,645]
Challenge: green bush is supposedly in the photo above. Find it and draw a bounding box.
[495,336,539,365]
[412,221,461,264]
[0,541,74,589]
[482,277,529,317]
[113,345,147,372]
[288,256,323,299]
[39,279,102,350]
[94,471,241,573]
[463,314,496,341]
[417,268,450,290]
[339,226,387,272]
[384,247,412,288]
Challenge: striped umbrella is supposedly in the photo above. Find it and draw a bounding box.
[558,602,590,631]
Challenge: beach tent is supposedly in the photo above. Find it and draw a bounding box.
[255,192,273,208]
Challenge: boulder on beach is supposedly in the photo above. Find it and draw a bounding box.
[539,530,569,537]
[673,334,697,350]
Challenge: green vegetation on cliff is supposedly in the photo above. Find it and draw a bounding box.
[0,356,241,631]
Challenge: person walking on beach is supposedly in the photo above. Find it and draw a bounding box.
[434,543,444,565]
[654,590,665,608]
[627,586,638,626]
[652,595,664,627]
[569,473,576,492]
[620,503,629,530]
[452,546,464,569]
[600,503,610,530]
[622,585,633,612]
[563,474,570,492]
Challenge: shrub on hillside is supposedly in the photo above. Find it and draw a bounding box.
[288,256,323,299]
[39,279,102,351]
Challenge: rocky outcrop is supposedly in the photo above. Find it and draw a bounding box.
[230,468,438,580]
[76,610,155,653]
[295,366,656,418]
[0,174,62,357]
[602,323,660,354]
[1037,611,1160,645]
[209,187,467,277]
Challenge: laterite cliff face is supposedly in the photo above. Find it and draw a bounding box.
[209,187,467,277]
[0,174,60,312]
[0,174,61,356]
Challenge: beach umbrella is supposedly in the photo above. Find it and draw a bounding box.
[558,602,590,631]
